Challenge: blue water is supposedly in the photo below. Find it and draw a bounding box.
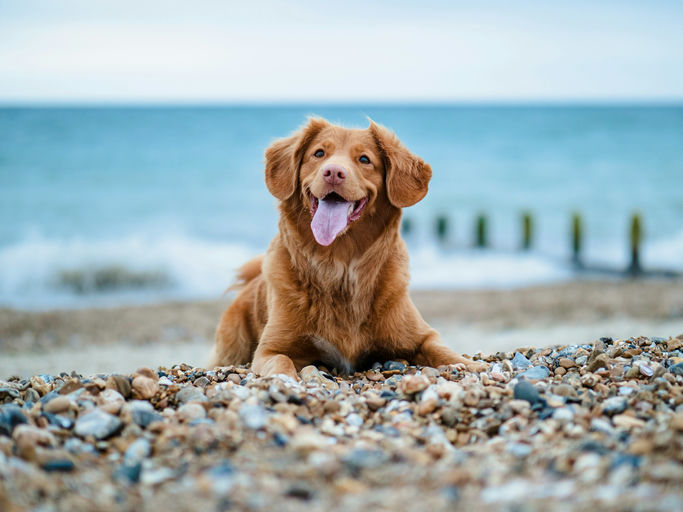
[1,105,682,308]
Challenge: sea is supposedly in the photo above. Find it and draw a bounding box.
[1,105,682,309]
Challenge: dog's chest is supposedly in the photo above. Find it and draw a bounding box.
[310,336,354,374]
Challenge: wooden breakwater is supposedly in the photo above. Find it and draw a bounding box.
[401,211,681,278]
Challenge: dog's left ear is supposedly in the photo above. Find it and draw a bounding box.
[265,117,329,200]
[369,121,432,208]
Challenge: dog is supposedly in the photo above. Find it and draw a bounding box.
[210,118,486,378]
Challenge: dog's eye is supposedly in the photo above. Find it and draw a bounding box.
[313,149,325,158]
[359,155,371,164]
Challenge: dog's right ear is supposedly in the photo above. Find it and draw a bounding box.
[265,118,329,200]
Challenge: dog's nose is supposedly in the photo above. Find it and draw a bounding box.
[322,164,346,185]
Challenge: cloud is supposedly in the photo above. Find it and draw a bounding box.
[0,0,682,102]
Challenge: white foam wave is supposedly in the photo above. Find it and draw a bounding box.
[1,228,680,310]
[0,233,258,309]
[409,247,573,290]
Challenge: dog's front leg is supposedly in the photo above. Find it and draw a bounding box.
[251,323,309,379]
[414,329,489,372]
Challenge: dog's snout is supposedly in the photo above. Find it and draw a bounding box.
[322,164,346,185]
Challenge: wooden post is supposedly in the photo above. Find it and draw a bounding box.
[475,213,488,248]
[521,211,533,250]
[435,215,449,244]
[402,216,413,236]
[571,212,583,266]
[628,212,643,276]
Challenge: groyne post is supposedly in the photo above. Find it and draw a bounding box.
[402,216,413,236]
[571,212,583,266]
[475,214,488,248]
[435,214,449,244]
[628,212,643,276]
[521,211,533,250]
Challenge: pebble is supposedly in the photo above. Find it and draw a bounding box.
[132,376,159,400]
[124,438,151,466]
[400,375,429,395]
[602,396,628,416]
[74,409,122,439]
[106,375,132,399]
[0,335,681,511]
[42,459,76,472]
[512,352,531,370]
[0,404,28,436]
[177,403,206,422]
[239,403,267,429]
[176,386,207,404]
[517,366,550,380]
[43,395,72,414]
[513,380,540,405]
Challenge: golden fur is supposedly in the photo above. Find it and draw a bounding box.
[211,118,486,378]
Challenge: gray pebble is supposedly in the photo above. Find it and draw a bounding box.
[512,352,531,370]
[176,386,207,404]
[602,396,627,416]
[239,403,267,429]
[513,380,540,404]
[517,366,550,380]
[75,409,122,439]
[124,438,151,466]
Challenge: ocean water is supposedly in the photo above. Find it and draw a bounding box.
[1,105,682,309]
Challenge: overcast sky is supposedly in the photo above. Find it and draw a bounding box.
[1,0,682,103]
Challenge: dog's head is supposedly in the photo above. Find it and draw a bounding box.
[265,118,432,247]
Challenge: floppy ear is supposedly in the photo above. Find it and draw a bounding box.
[369,121,432,208]
[265,118,329,200]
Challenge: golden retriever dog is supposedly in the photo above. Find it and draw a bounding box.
[211,118,486,378]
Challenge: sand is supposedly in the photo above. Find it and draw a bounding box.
[1,279,682,379]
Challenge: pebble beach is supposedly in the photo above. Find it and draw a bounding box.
[2,334,682,511]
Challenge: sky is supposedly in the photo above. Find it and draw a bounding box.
[1,0,682,103]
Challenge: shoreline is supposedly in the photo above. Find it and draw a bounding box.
[1,280,682,379]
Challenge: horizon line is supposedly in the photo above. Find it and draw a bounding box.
[1,98,683,108]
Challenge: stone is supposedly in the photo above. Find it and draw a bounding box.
[41,412,73,430]
[0,404,28,436]
[106,375,132,399]
[239,403,267,429]
[613,414,646,429]
[43,395,72,414]
[41,459,76,472]
[383,361,406,372]
[75,409,122,439]
[177,403,206,423]
[602,396,628,416]
[671,412,683,431]
[300,365,324,381]
[513,380,540,405]
[587,353,609,372]
[176,386,207,404]
[132,376,158,400]
[511,352,531,370]
[346,413,363,427]
[13,424,57,449]
[124,438,151,466]
[364,393,386,411]
[400,375,429,395]
[29,375,50,396]
[669,362,683,376]
[135,409,164,429]
[517,366,550,380]
[558,358,575,369]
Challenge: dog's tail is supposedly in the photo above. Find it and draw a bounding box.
[225,254,264,293]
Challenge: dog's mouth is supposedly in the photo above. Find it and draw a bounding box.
[309,191,368,246]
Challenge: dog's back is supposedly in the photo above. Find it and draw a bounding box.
[211,255,267,366]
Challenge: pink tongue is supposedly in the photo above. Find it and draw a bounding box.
[311,197,352,246]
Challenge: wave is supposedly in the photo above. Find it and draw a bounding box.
[0,228,681,310]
